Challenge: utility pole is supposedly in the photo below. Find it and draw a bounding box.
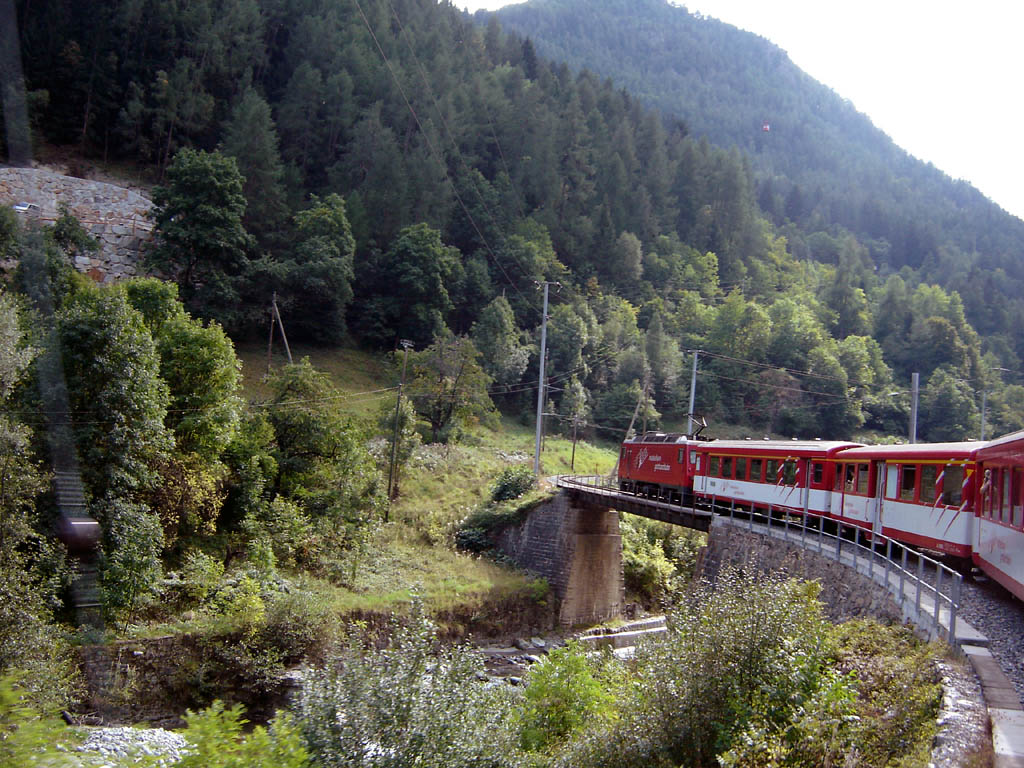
[910,372,919,444]
[534,282,558,475]
[266,292,293,373]
[687,350,699,435]
[570,414,580,472]
[981,389,988,441]
[641,372,651,435]
[386,339,414,515]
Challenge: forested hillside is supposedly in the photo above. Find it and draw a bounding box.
[4,0,1022,441]
[493,0,1024,345]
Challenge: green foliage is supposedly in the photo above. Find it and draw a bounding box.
[178,700,310,768]
[97,498,164,625]
[212,575,266,637]
[619,516,676,604]
[919,368,979,441]
[0,575,82,714]
[518,642,615,752]
[376,392,421,499]
[360,223,464,347]
[0,291,80,713]
[181,548,226,604]
[556,572,847,768]
[491,464,536,502]
[0,675,73,767]
[58,284,171,499]
[472,295,530,388]
[220,88,290,248]
[407,333,496,443]
[48,203,99,258]
[264,358,384,521]
[829,620,942,766]
[242,496,312,569]
[147,453,227,546]
[149,148,254,322]
[296,605,523,768]
[152,309,242,461]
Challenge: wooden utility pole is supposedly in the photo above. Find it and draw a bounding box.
[266,292,293,373]
[386,339,414,514]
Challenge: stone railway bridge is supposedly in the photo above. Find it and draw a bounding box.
[496,474,961,637]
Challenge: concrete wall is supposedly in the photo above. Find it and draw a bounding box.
[492,493,624,626]
[0,167,152,281]
[698,518,904,625]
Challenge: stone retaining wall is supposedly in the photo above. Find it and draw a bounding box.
[0,167,152,281]
[698,518,904,624]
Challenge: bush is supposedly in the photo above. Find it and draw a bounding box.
[556,571,849,768]
[0,675,73,767]
[518,642,615,752]
[181,548,225,604]
[178,699,310,768]
[830,620,942,766]
[296,605,523,768]
[490,464,535,502]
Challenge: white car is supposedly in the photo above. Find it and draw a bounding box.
[12,202,40,215]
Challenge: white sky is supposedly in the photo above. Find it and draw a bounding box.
[460,0,1024,222]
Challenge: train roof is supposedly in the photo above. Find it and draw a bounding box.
[978,434,1024,450]
[623,432,695,444]
[836,441,985,460]
[696,439,862,455]
[976,429,1024,457]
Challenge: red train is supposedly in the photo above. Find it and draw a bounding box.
[618,429,1024,600]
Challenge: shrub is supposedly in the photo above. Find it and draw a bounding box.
[0,675,74,766]
[296,605,523,768]
[491,464,535,502]
[178,699,310,768]
[830,620,942,766]
[181,548,225,604]
[556,571,848,768]
[518,642,615,752]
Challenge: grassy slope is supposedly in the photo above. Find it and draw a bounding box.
[233,342,620,626]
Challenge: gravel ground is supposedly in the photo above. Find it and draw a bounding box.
[72,727,188,766]
[931,657,991,768]
[957,573,1024,707]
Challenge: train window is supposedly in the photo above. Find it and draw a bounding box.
[678,448,684,464]
[722,457,733,478]
[1003,470,1012,524]
[982,469,995,518]
[885,464,898,498]
[942,464,963,506]
[834,464,844,491]
[900,464,917,502]
[844,464,857,492]
[735,458,747,480]
[856,464,869,495]
[920,465,937,504]
[709,456,719,476]
[766,459,778,482]
[1014,468,1023,528]
[812,462,823,485]
[750,459,763,482]
[782,460,797,485]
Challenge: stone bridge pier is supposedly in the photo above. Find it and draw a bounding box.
[492,492,623,626]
